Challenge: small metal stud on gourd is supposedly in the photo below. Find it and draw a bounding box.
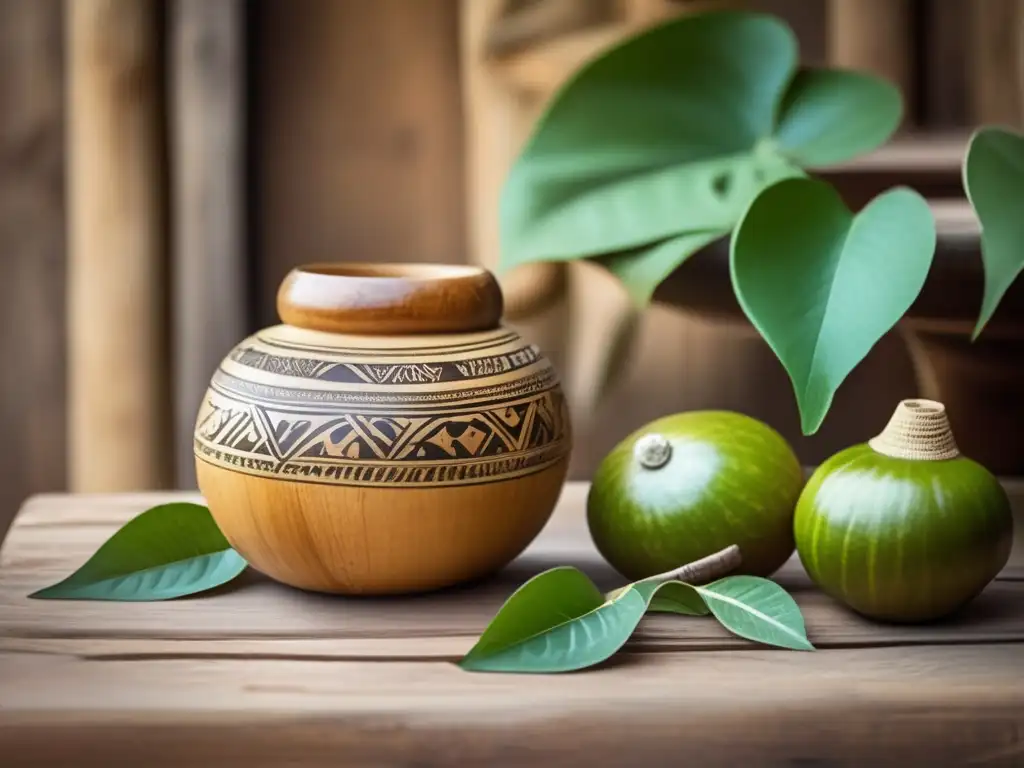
[794,399,1014,623]
[587,411,805,580]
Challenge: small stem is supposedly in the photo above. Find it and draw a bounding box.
[645,544,742,586]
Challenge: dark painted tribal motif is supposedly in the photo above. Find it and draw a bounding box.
[194,388,569,488]
[208,367,559,409]
[194,330,570,488]
[228,343,542,385]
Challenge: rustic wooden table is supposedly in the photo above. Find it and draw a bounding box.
[1,482,1022,767]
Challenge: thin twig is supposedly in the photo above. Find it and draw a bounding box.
[645,545,742,586]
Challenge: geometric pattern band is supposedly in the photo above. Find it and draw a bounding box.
[228,342,543,385]
[194,382,571,488]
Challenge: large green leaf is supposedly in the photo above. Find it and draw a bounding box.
[506,151,801,270]
[774,68,903,167]
[458,566,604,671]
[459,567,718,673]
[499,10,902,290]
[731,178,936,434]
[459,567,813,673]
[696,576,814,651]
[460,568,648,673]
[963,126,1024,338]
[499,11,799,269]
[29,503,247,601]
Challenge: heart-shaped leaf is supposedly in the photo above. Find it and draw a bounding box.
[499,11,799,270]
[731,177,936,434]
[499,10,901,291]
[29,503,247,601]
[963,126,1024,338]
[695,575,814,651]
[774,68,903,167]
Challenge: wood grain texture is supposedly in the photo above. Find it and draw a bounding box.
[197,457,569,595]
[67,0,171,492]
[169,0,247,490]
[277,263,504,335]
[0,0,67,539]
[2,645,1022,767]
[1,484,1021,648]
[0,480,1023,766]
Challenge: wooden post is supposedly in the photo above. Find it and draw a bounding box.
[460,0,525,282]
[67,0,170,491]
[459,0,568,350]
[0,0,66,536]
[828,0,914,125]
[969,0,1023,126]
[921,0,968,128]
[169,0,247,489]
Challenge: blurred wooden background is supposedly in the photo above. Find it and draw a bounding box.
[1,0,1021,538]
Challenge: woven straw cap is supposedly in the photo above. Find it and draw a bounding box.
[868,399,960,460]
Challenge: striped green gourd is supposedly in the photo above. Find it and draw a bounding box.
[794,399,1014,623]
[587,411,804,580]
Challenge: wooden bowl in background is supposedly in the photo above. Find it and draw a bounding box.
[193,264,572,594]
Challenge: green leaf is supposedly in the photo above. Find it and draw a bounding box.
[596,230,726,306]
[963,126,1024,339]
[29,503,247,601]
[775,68,903,167]
[591,303,642,406]
[505,150,801,272]
[459,565,813,672]
[731,177,936,434]
[647,581,710,616]
[499,11,799,269]
[695,575,814,651]
[459,569,694,673]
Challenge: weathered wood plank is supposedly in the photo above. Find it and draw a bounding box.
[67,0,171,491]
[2,484,1022,765]
[169,0,248,489]
[1,484,1021,656]
[0,0,67,539]
[1,645,1022,767]
[1,565,1020,652]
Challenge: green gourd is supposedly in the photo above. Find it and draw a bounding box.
[794,399,1014,623]
[587,411,804,580]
